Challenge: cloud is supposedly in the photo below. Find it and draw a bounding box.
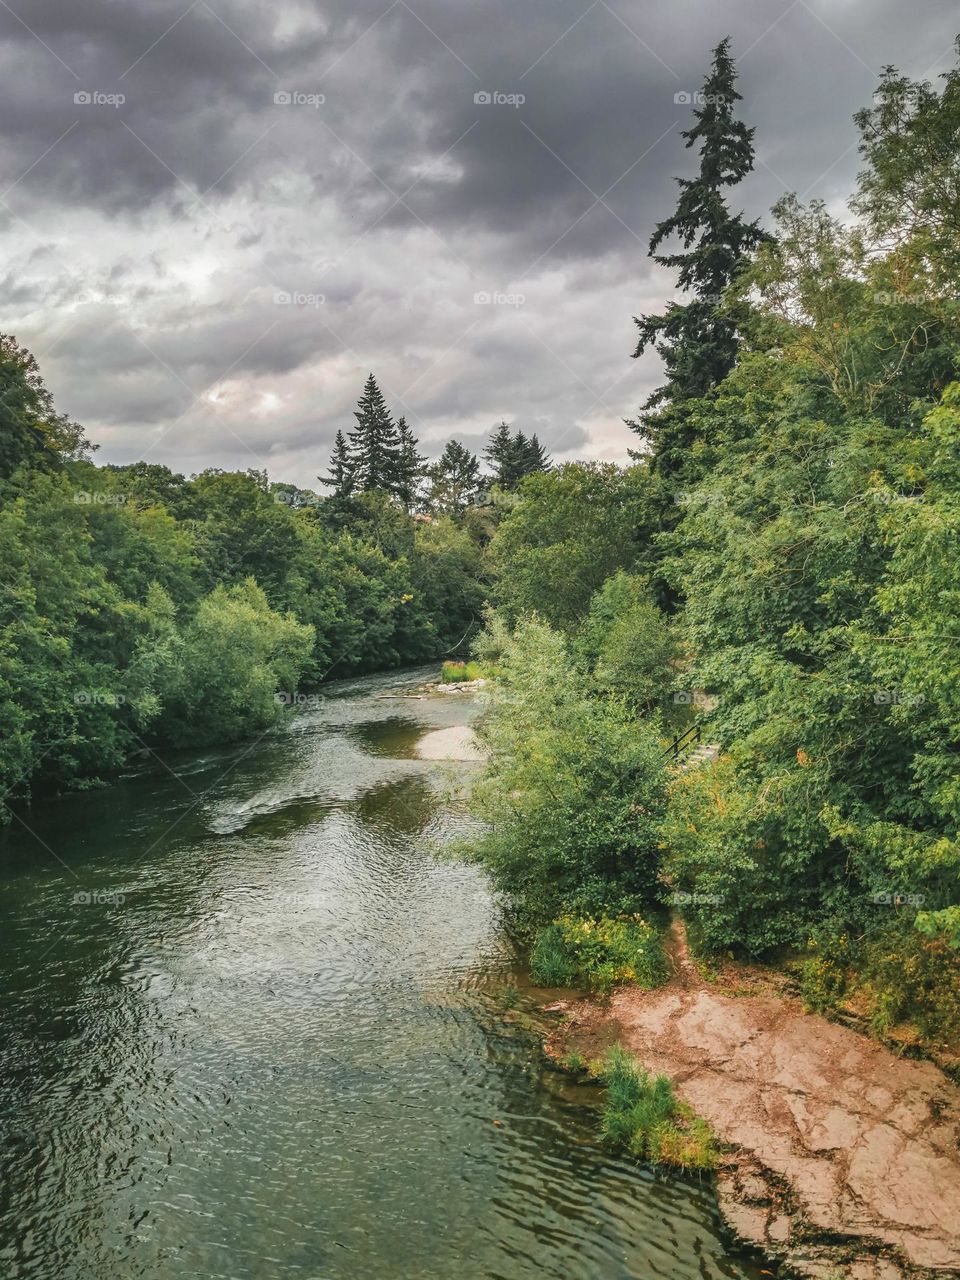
[2,0,958,482]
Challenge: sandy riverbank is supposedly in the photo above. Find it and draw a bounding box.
[414,723,486,761]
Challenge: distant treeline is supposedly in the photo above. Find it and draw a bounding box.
[0,343,548,812]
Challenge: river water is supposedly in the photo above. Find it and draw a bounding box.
[0,669,762,1280]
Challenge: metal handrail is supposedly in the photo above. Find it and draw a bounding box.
[661,722,701,761]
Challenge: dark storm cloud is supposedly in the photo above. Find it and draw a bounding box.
[2,0,959,480]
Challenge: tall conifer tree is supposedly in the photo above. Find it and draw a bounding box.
[319,429,354,497]
[394,416,426,511]
[346,374,402,492]
[630,38,766,474]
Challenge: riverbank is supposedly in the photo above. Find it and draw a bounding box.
[543,921,960,1279]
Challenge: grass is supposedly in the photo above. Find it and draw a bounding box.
[596,1045,716,1171]
[440,660,489,683]
[530,914,668,994]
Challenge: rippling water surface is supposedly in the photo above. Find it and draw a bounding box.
[0,669,763,1280]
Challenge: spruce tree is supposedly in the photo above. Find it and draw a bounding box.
[630,38,767,474]
[522,433,552,476]
[483,421,514,487]
[346,373,402,493]
[319,429,354,497]
[394,416,426,511]
[426,440,482,515]
[483,422,553,490]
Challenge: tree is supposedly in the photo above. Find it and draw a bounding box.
[630,38,767,473]
[320,430,354,497]
[0,334,91,481]
[483,422,552,490]
[394,416,426,511]
[425,440,482,515]
[346,374,401,493]
[521,432,552,477]
[490,463,654,630]
[483,421,514,486]
[464,617,668,931]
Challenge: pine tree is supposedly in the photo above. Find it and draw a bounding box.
[346,373,402,493]
[630,38,767,473]
[483,422,553,491]
[394,416,426,511]
[426,440,482,515]
[522,433,552,476]
[483,421,514,486]
[319,429,354,497]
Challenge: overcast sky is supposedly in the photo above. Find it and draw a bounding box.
[2,0,958,484]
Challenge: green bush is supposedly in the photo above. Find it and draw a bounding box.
[464,618,668,931]
[531,915,667,994]
[597,1045,715,1171]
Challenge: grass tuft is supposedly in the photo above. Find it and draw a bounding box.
[530,915,667,994]
[596,1044,716,1171]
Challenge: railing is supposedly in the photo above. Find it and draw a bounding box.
[661,722,701,762]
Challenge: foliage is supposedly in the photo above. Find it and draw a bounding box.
[631,39,768,472]
[489,464,656,630]
[530,914,667,994]
[0,360,489,818]
[463,618,667,932]
[425,440,482,514]
[576,571,675,711]
[597,1045,716,1171]
[483,421,551,491]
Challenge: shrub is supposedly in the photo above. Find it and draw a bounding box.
[531,915,667,994]
[464,618,668,931]
[597,1045,716,1171]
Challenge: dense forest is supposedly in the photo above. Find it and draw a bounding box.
[3,37,960,1053]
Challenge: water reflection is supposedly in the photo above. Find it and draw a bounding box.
[0,669,762,1280]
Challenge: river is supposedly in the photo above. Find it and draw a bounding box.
[0,668,763,1280]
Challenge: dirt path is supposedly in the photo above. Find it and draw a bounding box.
[546,920,960,1279]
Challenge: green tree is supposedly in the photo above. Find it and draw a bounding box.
[490,463,654,630]
[346,374,402,493]
[483,421,515,486]
[0,334,91,481]
[464,618,667,931]
[631,38,767,474]
[395,417,426,511]
[425,440,482,515]
[320,430,355,497]
[576,571,675,711]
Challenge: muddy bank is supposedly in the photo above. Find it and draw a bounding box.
[545,923,960,1279]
